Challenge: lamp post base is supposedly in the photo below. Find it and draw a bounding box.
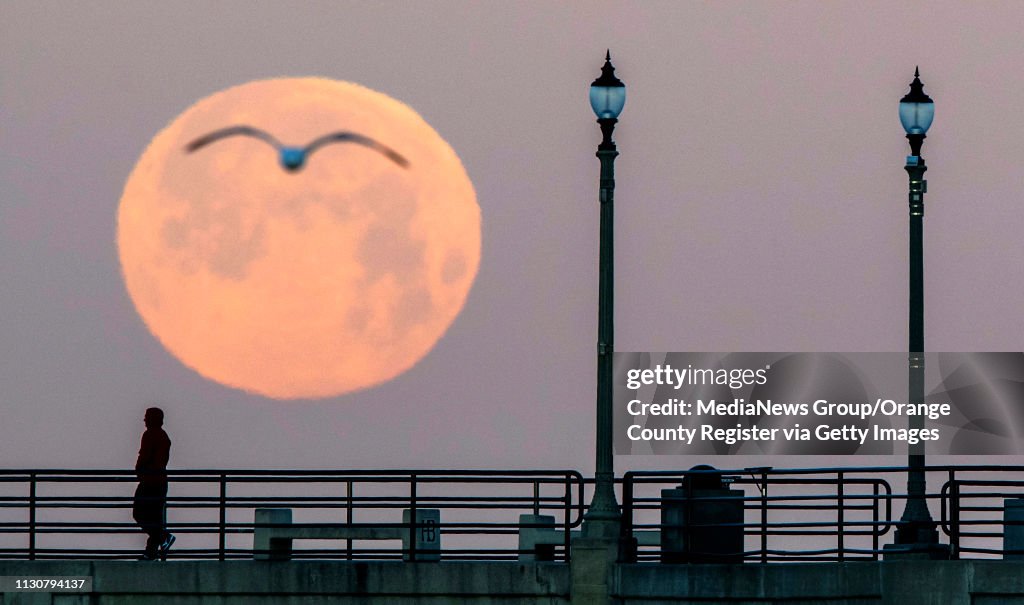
[882,541,952,560]
[886,519,950,559]
[583,473,621,539]
[894,518,939,545]
[582,515,620,540]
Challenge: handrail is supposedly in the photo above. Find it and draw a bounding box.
[0,469,585,561]
[619,465,1024,562]
[2,466,1022,561]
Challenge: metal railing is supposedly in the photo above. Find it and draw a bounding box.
[2,466,1022,562]
[941,467,1024,559]
[0,469,584,560]
[619,465,1024,562]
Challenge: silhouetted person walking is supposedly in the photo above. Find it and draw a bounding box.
[133,407,174,560]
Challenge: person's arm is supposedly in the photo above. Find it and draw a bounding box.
[154,434,170,471]
[135,431,154,477]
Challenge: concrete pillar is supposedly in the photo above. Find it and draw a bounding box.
[880,560,971,605]
[570,536,617,605]
[1004,498,1024,560]
[253,508,292,561]
[518,514,557,561]
[402,508,440,562]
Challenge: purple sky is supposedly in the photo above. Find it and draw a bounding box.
[3,1,1024,475]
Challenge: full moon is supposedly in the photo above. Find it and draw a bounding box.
[118,78,480,399]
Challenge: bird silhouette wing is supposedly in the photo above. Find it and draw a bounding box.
[185,126,283,153]
[303,132,409,168]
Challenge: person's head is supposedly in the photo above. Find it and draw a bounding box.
[144,407,164,428]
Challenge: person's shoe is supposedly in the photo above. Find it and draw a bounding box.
[139,553,158,561]
[159,533,175,553]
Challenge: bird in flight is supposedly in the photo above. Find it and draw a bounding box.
[185,126,409,172]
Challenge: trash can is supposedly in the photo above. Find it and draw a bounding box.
[1004,498,1024,560]
[661,465,744,563]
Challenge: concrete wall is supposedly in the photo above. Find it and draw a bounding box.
[0,561,570,605]
[2,560,1024,605]
[613,561,1024,605]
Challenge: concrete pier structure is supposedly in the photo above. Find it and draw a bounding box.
[2,559,1024,604]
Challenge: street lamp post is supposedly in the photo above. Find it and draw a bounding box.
[893,67,944,553]
[585,50,626,538]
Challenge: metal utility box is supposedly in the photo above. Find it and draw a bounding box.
[660,468,744,563]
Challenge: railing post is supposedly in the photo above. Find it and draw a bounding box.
[619,473,634,562]
[760,470,768,564]
[949,470,960,559]
[563,475,572,562]
[873,483,880,560]
[837,471,845,562]
[28,473,36,561]
[684,471,693,563]
[533,481,541,516]
[408,474,417,562]
[219,473,227,561]
[346,479,354,560]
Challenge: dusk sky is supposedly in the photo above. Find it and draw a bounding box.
[3,1,1024,476]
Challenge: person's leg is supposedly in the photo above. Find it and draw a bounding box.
[154,482,173,555]
[145,528,162,557]
[136,482,164,558]
[132,483,146,528]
